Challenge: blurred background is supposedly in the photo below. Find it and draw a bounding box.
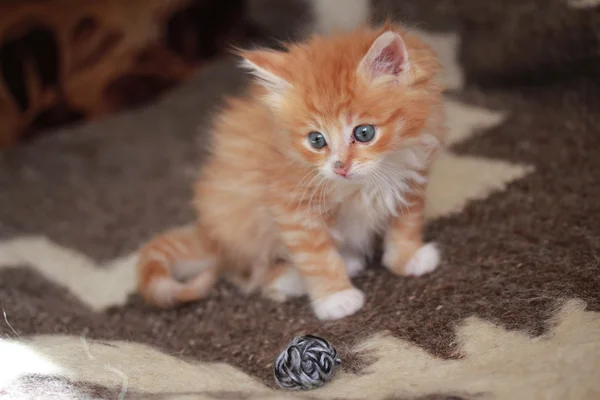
[0,0,360,147]
[2,0,597,148]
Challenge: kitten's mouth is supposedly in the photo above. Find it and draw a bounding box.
[330,172,351,180]
[330,172,359,183]
[324,167,364,182]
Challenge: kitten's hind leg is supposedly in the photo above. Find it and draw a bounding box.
[137,224,220,308]
[262,261,306,302]
[340,249,366,277]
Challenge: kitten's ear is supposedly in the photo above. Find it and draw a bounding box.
[239,49,291,93]
[358,31,410,83]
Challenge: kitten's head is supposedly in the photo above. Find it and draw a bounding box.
[239,23,443,182]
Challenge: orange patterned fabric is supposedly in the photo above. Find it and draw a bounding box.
[0,0,247,147]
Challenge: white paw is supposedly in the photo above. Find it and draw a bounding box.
[341,253,366,277]
[312,288,365,320]
[404,243,441,276]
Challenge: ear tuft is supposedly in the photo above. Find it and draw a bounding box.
[358,31,410,82]
[239,49,291,92]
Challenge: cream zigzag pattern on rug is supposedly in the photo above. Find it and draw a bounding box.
[2,300,598,399]
[0,29,533,310]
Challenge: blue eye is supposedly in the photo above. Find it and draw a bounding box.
[308,132,327,149]
[353,124,376,143]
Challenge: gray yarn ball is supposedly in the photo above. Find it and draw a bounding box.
[274,335,341,390]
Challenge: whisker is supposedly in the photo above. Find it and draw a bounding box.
[372,169,408,215]
[304,176,327,228]
[379,163,425,195]
[378,168,410,201]
[288,169,317,203]
[292,173,321,216]
[3,308,20,338]
[318,180,331,222]
[365,175,382,220]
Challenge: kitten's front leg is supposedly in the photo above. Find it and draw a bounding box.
[277,213,365,320]
[382,193,441,277]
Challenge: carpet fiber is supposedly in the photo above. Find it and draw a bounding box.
[1,1,599,399]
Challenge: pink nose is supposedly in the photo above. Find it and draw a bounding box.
[333,161,350,177]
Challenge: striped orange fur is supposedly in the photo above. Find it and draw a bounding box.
[137,225,219,307]
[137,21,446,320]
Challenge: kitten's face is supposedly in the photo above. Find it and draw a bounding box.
[300,120,386,182]
[241,26,440,183]
[281,93,406,182]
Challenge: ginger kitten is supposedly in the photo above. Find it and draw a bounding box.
[137,22,446,320]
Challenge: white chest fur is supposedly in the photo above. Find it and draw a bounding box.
[329,134,438,259]
[330,181,399,258]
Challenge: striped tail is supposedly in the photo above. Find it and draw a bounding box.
[136,225,219,308]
